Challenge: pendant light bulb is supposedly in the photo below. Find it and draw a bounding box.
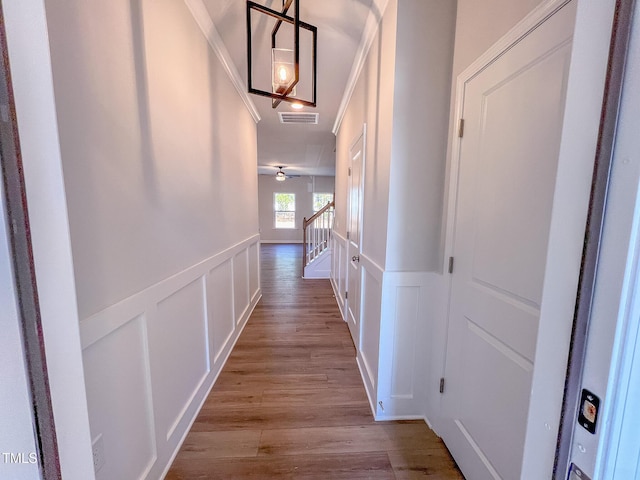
[278,65,289,83]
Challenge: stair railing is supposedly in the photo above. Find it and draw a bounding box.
[302,200,335,276]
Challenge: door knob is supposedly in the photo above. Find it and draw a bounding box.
[352,255,360,262]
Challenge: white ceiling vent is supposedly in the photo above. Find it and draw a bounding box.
[278,112,319,125]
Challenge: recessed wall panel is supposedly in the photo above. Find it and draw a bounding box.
[208,259,235,364]
[390,286,419,398]
[248,242,259,299]
[234,250,249,324]
[360,266,382,386]
[152,278,208,439]
[83,316,155,480]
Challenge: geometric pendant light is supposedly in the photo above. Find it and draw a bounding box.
[246,0,317,108]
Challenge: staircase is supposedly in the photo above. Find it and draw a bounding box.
[302,201,334,278]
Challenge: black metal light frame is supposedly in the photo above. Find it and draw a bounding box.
[246,0,317,108]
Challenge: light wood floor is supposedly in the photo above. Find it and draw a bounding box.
[166,243,463,479]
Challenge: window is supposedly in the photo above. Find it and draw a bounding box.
[274,193,295,229]
[313,193,333,213]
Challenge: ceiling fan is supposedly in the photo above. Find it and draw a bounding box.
[274,166,301,181]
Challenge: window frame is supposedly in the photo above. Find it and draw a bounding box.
[312,192,334,213]
[274,192,296,229]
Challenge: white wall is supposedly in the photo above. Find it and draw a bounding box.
[386,0,456,272]
[40,0,261,478]
[334,0,396,269]
[45,0,259,320]
[334,8,614,470]
[258,175,334,243]
[452,0,544,79]
[334,0,399,414]
[334,0,456,419]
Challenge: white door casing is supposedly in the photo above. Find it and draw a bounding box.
[441,3,577,479]
[346,125,366,347]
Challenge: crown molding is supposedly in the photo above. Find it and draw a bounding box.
[184,0,261,123]
[332,0,389,135]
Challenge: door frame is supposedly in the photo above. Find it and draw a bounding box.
[555,0,635,477]
[2,1,95,477]
[345,123,367,348]
[439,0,617,477]
[0,5,61,477]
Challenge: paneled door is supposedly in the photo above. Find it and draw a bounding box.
[346,126,365,347]
[441,3,577,479]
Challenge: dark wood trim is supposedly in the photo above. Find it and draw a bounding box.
[554,0,636,477]
[302,200,335,229]
[0,5,62,479]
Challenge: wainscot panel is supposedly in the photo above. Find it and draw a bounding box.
[80,234,261,480]
[357,254,384,416]
[330,231,348,320]
[153,277,209,442]
[248,241,260,301]
[376,272,437,421]
[83,315,156,480]
[234,248,250,325]
[208,259,235,365]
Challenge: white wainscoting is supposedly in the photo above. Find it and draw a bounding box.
[357,253,384,416]
[80,234,261,480]
[351,266,446,423]
[329,236,449,424]
[375,272,435,421]
[330,232,348,319]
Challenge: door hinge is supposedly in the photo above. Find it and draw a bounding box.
[346,231,350,240]
[458,118,465,138]
[439,377,445,394]
[348,167,352,176]
[448,256,454,274]
[345,291,348,299]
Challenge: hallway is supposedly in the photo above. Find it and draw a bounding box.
[166,244,462,479]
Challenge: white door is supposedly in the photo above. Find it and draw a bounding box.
[441,3,576,479]
[346,127,365,346]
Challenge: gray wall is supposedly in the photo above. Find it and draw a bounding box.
[386,0,457,271]
[45,0,259,319]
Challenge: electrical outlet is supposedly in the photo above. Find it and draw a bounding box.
[92,434,105,473]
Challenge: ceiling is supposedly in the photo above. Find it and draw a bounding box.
[200,0,384,177]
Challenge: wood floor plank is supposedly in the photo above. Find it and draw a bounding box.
[258,425,390,456]
[214,371,330,388]
[387,450,463,479]
[166,244,463,479]
[166,452,396,480]
[191,404,375,432]
[200,390,263,405]
[380,421,451,452]
[261,386,369,406]
[176,430,261,459]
